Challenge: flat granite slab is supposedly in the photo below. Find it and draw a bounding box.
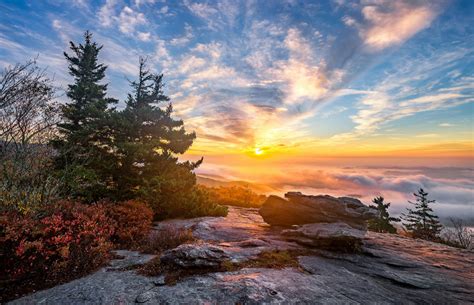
[10,207,474,305]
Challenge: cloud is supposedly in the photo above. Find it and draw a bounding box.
[137,31,151,41]
[183,0,240,30]
[173,95,200,116]
[243,20,285,71]
[118,6,147,34]
[0,34,24,51]
[159,5,169,14]
[98,0,117,27]
[3,0,469,160]
[184,1,218,22]
[192,42,222,59]
[342,15,356,26]
[415,133,439,138]
[198,163,473,223]
[72,0,88,8]
[98,35,140,76]
[169,30,319,147]
[134,0,156,6]
[321,106,348,118]
[331,46,474,141]
[189,65,238,81]
[216,0,240,27]
[399,93,464,106]
[170,24,193,46]
[348,0,444,51]
[97,2,150,39]
[177,55,206,74]
[266,28,331,105]
[439,123,454,127]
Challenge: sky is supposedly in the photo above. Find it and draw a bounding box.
[1,0,473,221]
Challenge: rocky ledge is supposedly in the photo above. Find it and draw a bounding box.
[10,204,474,304]
[260,192,379,252]
[259,192,378,229]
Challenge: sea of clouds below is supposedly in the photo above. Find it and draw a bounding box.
[197,163,474,226]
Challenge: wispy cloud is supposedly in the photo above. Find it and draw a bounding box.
[183,0,240,30]
[0,0,472,157]
[439,123,454,127]
[170,24,193,46]
[331,45,474,142]
[273,28,330,104]
[344,0,444,51]
[134,0,156,7]
[98,0,117,27]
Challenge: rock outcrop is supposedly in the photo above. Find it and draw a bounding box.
[9,207,474,305]
[160,243,229,268]
[259,192,377,229]
[282,222,365,252]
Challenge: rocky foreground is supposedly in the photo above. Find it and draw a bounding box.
[10,204,474,304]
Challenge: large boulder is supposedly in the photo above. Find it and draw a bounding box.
[282,222,365,252]
[160,243,229,268]
[259,192,377,229]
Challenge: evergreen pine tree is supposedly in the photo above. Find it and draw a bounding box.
[53,31,117,200]
[368,196,400,233]
[112,58,200,203]
[110,58,227,218]
[401,188,443,240]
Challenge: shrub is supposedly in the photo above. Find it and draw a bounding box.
[0,61,60,214]
[0,200,113,302]
[199,185,267,208]
[0,146,62,214]
[144,181,228,220]
[106,200,154,248]
[138,226,196,277]
[440,218,473,250]
[140,225,195,254]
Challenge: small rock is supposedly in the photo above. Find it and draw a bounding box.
[135,290,156,303]
[152,276,166,286]
[107,250,156,271]
[160,243,229,268]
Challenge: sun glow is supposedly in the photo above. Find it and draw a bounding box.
[254,147,264,155]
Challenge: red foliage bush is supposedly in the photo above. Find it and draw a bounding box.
[0,200,114,301]
[105,200,154,248]
[0,199,155,301]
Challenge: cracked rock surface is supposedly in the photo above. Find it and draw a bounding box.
[10,206,474,305]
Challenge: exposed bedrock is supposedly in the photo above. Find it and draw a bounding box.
[259,192,378,230]
[282,222,365,252]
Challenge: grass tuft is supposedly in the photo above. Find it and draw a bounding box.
[138,249,313,285]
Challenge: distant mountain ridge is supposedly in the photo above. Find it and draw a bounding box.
[196,175,275,194]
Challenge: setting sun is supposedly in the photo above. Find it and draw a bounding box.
[254,148,264,155]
